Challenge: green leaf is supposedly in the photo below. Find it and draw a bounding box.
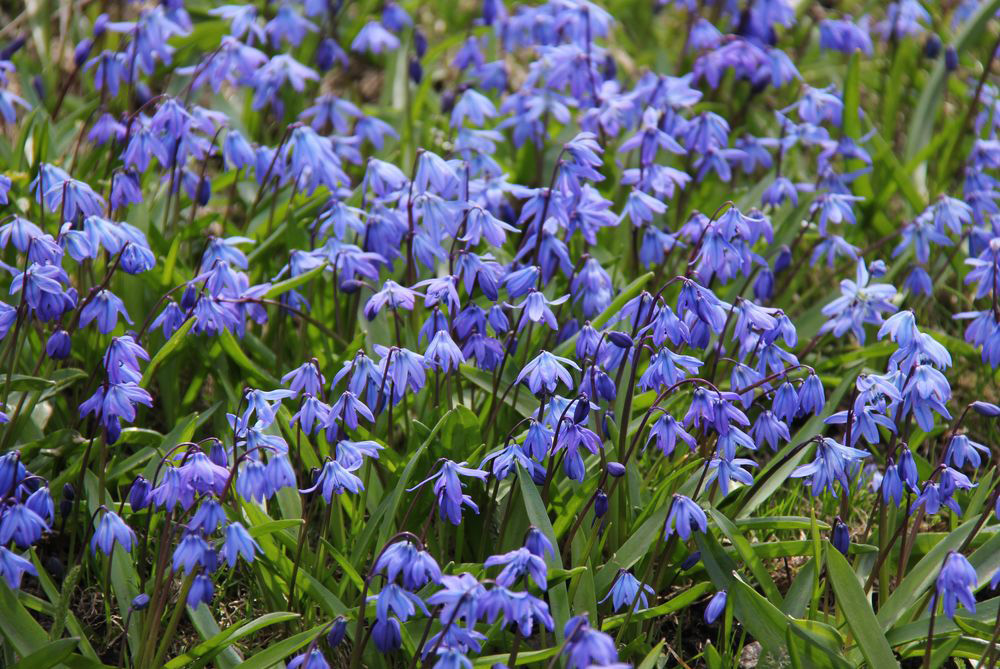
[904,0,1000,162]
[876,516,979,630]
[237,624,326,669]
[826,546,899,668]
[0,580,50,655]
[8,638,79,669]
[141,316,195,387]
[264,262,326,299]
[162,612,298,669]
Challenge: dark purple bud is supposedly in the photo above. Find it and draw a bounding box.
[594,489,608,518]
[196,177,211,206]
[45,330,71,360]
[972,401,1000,417]
[923,34,942,59]
[440,90,456,115]
[606,461,625,477]
[607,331,633,349]
[74,39,93,68]
[530,465,547,486]
[31,76,44,101]
[180,283,198,311]
[573,396,590,424]
[408,57,422,84]
[209,440,228,467]
[326,617,348,648]
[413,29,427,58]
[0,37,26,60]
[832,517,850,556]
[773,245,792,274]
[62,483,74,502]
[128,475,151,510]
[945,46,958,71]
[131,593,150,610]
[681,551,701,570]
[93,13,109,38]
[595,370,616,402]
[316,39,335,71]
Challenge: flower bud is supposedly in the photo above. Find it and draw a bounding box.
[607,331,633,349]
[74,39,93,68]
[315,37,337,71]
[408,57,422,84]
[680,551,701,570]
[594,489,608,518]
[573,396,590,424]
[832,517,850,556]
[46,330,71,360]
[923,34,942,59]
[945,46,958,71]
[326,617,348,648]
[773,245,792,274]
[209,439,228,467]
[128,475,151,511]
[704,590,727,624]
[606,461,625,478]
[131,593,150,610]
[180,283,198,311]
[93,13,109,38]
[413,29,427,58]
[0,37,26,61]
[971,401,1000,417]
[196,177,211,206]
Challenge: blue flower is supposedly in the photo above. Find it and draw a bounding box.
[562,615,618,669]
[664,494,707,540]
[945,434,989,469]
[0,546,37,589]
[371,583,429,623]
[485,547,548,589]
[187,574,214,608]
[303,458,364,502]
[602,570,654,612]
[80,289,131,334]
[221,522,260,567]
[351,22,400,55]
[936,551,977,619]
[791,437,870,497]
[516,351,579,396]
[409,460,488,525]
[90,510,135,555]
[287,649,330,669]
[704,590,727,624]
[374,540,441,589]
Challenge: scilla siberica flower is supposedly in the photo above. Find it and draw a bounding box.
[936,551,978,619]
[791,437,870,497]
[91,509,136,555]
[409,460,488,525]
[516,351,579,396]
[664,494,707,540]
[704,590,727,624]
[603,569,654,612]
[562,615,619,669]
[374,540,441,589]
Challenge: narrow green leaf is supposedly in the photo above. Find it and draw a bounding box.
[8,638,79,669]
[826,546,899,668]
